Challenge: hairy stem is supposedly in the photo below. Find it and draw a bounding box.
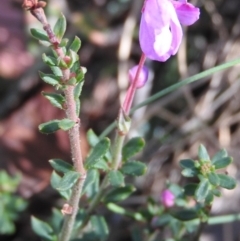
[25,5,86,241]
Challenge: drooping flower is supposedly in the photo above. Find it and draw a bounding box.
[139,0,200,62]
[161,189,175,208]
[128,65,149,88]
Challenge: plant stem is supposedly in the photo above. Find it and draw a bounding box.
[24,4,86,241]
[123,53,146,114]
[77,53,147,233]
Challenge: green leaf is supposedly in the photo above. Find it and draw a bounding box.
[42,54,57,66]
[212,149,228,163]
[69,36,81,52]
[50,66,62,77]
[56,171,80,191]
[195,179,210,202]
[74,81,84,100]
[58,119,75,131]
[212,189,221,197]
[92,158,109,171]
[31,217,56,241]
[217,174,236,190]
[50,171,71,199]
[85,138,110,169]
[39,72,61,86]
[151,214,172,227]
[84,170,100,198]
[181,168,198,177]
[208,172,220,186]
[171,209,199,221]
[103,185,135,203]
[122,137,145,162]
[76,68,85,82]
[59,38,69,47]
[57,58,68,69]
[50,208,63,233]
[108,170,124,187]
[121,161,147,176]
[42,92,65,109]
[212,157,233,169]
[90,215,109,241]
[50,171,61,189]
[30,28,49,42]
[205,191,214,204]
[87,129,99,147]
[198,144,210,161]
[184,183,198,196]
[39,120,60,134]
[49,159,73,173]
[53,13,66,41]
[82,169,98,195]
[68,49,79,68]
[179,159,195,169]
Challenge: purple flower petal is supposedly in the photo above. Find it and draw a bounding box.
[170,0,200,26]
[139,0,183,62]
[128,65,149,88]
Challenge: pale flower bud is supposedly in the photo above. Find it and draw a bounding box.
[161,189,175,208]
[128,65,149,88]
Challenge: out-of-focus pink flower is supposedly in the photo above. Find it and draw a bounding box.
[128,65,149,88]
[161,189,175,208]
[139,0,200,62]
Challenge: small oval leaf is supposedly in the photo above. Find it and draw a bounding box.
[122,137,145,162]
[85,138,110,169]
[171,209,199,221]
[58,119,75,131]
[69,36,81,52]
[39,120,60,134]
[121,161,147,176]
[49,159,73,173]
[195,179,210,202]
[217,174,236,190]
[53,13,66,41]
[108,170,124,187]
[42,92,65,109]
[208,172,220,186]
[103,185,136,203]
[30,28,49,41]
[212,149,228,163]
[31,217,55,241]
[198,144,210,161]
[181,168,198,177]
[213,157,233,169]
[56,171,80,191]
[179,159,195,169]
[39,71,61,86]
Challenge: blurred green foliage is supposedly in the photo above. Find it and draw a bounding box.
[0,171,27,234]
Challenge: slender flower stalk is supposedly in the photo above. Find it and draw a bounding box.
[22,2,86,241]
[123,54,147,114]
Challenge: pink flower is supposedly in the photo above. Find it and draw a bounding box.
[139,0,200,62]
[161,189,175,208]
[128,65,149,88]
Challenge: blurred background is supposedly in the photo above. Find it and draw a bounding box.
[1,0,240,240]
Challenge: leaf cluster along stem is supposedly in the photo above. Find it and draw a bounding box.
[77,53,147,232]
[27,5,86,241]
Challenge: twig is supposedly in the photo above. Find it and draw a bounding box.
[22,1,86,241]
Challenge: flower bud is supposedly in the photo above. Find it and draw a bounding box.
[161,189,175,208]
[128,65,149,88]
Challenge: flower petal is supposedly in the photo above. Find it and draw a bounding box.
[139,0,183,61]
[170,0,200,26]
